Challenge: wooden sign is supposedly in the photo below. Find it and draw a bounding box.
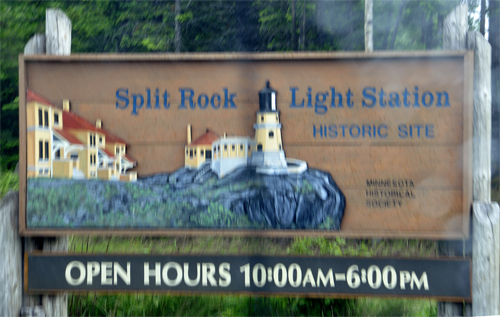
[19,52,473,238]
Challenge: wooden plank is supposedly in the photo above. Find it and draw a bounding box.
[18,55,27,234]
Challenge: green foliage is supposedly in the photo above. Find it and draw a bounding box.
[0,170,19,199]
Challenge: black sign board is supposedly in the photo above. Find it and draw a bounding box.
[26,254,471,301]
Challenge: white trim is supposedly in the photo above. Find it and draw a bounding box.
[27,126,50,132]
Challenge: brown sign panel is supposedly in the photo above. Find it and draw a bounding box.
[19,52,473,238]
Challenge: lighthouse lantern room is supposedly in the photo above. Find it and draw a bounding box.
[250,81,288,170]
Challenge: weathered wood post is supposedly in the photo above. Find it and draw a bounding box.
[440,4,499,316]
[472,202,500,315]
[0,192,22,316]
[364,0,373,52]
[21,8,72,317]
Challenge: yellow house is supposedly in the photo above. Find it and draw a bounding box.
[26,89,137,181]
[184,125,219,169]
[26,89,64,178]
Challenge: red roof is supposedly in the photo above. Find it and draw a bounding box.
[99,148,116,159]
[190,129,219,146]
[28,89,128,145]
[60,106,126,145]
[123,153,137,164]
[53,129,83,145]
[26,88,57,108]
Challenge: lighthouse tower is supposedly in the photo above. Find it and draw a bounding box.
[250,81,288,171]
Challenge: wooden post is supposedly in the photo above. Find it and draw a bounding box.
[364,0,373,52]
[468,31,492,201]
[21,8,71,317]
[441,3,498,316]
[24,34,45,55]
[472,202,500,316]
[443,4,468,51]
[45,8,71,55]
[0,192,22,316]
[439,4,494,316]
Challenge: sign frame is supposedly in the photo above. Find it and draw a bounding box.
[18,51,473,239]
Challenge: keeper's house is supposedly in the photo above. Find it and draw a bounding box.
[26,89,137,181]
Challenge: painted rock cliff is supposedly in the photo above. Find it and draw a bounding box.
[27,166,345,230]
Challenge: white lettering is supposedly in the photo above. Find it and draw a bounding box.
[65,261,86,286]
[288,263,302,287]
[114,262,131,285]
[411,272,429,290]
[219,263,231,287]
[101,262,113,285]
[302,269,316,287]
[86,261,100,285]
[144,262,161,285]
[202,263,217,286]
[400,271,411,289]
[184,263,200,286]
[317,269,335,287]
[162,262,183,286]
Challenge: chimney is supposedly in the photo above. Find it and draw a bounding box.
[63,99,70,111]
[187,124,192,145]
[96,119,102,129]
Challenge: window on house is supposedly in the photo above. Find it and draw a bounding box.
[240,145,243,151]
[54,113,59,125]
[71,153,78,160]
[186,149,189,155]
[38,109,43,126]
[99,137,102,144]
[190,150,193,158]
[55,149,60,158]
[93,135,96,146]
[89,135,93,146]
[194,150,197,156]
[90,155,93,165]
[44,141,49,159]
[201,150,204,156]
[261,115,264,122]
[116,148,120,155]
[224,145,227,150]
[269,131,274,138]
[94,154,96,165]
[44,110,49,127]
[232,145,235,151]
[39,141,43,159]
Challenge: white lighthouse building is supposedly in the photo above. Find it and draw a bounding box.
[249,81,288,174]
[185,81,306,178]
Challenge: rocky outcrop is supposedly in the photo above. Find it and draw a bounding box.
[27,166,345,230]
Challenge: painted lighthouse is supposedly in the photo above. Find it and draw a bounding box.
[184,81,307,178]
